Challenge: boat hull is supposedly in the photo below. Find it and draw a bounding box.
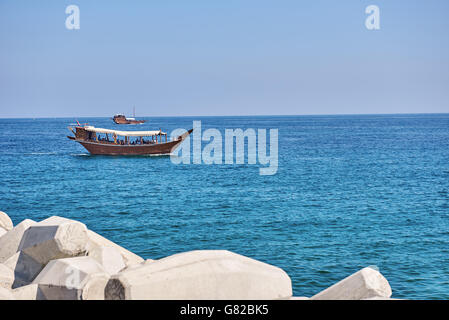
[71,129,192,155]
[113,118,146,125]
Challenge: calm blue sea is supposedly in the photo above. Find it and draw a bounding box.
[0,114,449,299]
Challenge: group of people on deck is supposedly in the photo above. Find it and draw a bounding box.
[128,138,155,145]
[96,135,157,145]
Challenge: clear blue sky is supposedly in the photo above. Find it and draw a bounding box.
[0,0,448,118]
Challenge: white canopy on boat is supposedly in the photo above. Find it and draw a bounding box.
[84,126,166,137]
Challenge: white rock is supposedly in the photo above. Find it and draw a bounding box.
[81,272,110,300]
[0,287,14,300]
[0,227,6,238]
[19,216,88,265]
[0,211,13,232]
[105,250,292,300]
[88,246,126,275]
[86,230,144,268]
[0,264,14,289]
[12,284,45,300]
[311,267,392,300]
[0,219,36,263]
[3,251,44,288]
[32,256,110,300]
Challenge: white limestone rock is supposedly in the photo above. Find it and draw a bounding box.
[18,216,88,265]
[0,211,13,232]
[0,219,36,263]
[311,267,392,300]
[0,263,14,289]
[0,287,14,300]
[0,227,6,238]
[87,246,126,275]
[32,256,110,300]
[86,230,144,268]
[12,284,45,300]
[105,250,292,300]
[3,251,44,288]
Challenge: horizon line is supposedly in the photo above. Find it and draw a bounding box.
[0,111,449,120]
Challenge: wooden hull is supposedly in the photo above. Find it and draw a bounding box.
[70,129,192,155]
[113,118,146,125]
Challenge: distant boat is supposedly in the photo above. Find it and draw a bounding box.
[113,107,146,124]
[112,114,146,125]
[67,124,192,155]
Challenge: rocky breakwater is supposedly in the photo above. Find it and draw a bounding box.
[0,211,395,300]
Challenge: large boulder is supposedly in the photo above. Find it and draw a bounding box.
[0,227,6,238]
[0,219,36,263]
[3,251,44,288]
[32,256,110,300]
[12,284,45,300]
[86,230,143,268]
[2,216,90,288]
[18,216,88,265]
[311,267,392,300]
[87,246,126,275]
[0,264,14,289]
[0,211,13,232]
[105,250,292,300]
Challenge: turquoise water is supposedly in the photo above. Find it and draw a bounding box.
[1,114,449,299]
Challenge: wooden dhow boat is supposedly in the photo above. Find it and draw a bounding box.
[67,124,192,155]
[112,114,146,125]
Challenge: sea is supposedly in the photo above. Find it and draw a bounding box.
[0,114,448,299]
